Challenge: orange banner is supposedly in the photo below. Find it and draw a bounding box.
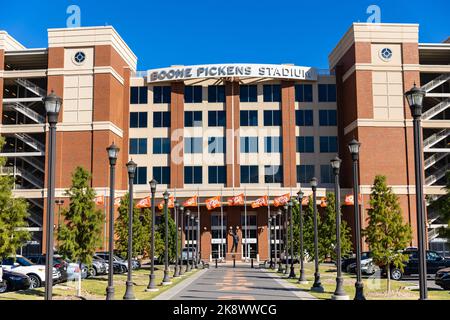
[114,197,122,207]
[344,194,363,206]
[158,196,175,210]
[251,195,269,208]
[136,196,151,209]
[301,197,309,206]
[320,197,328,208]
[227,194,245,206]
[273,194,290,207]
[205,196,221,211]
[94,195,104,206]
[183,195,198,208]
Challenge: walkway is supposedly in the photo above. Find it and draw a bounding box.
[155,263,316,300]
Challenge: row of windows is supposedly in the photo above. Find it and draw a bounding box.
[134,165,335,185]
[130,84,337,105]
[130,136,337,155]
[130,109,337,128]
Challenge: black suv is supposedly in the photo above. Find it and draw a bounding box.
[382,249,450,280]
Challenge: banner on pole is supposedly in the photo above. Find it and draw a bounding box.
[183,195,198,207]
[251,195,269,208]
[205,196,221,210]
[158,196,175,210]
[273,194,290,207]
[227,194,245,206]
[94,195,104,206]
[344,194,363,206]
[136,196,151,209]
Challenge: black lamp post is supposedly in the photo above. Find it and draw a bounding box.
[179,206,185,276]
[185,210,191,272]
[283,204,289,275]
[297,190,308,284]
[330,157,349,300]
[173,200,180,278]
[349,139,365,300]
[146,179,158,292]
[405,84,428,300]
[55,199,64,231]
[162,191,172,285]
[105,143,119,300]
[195,216,200,268]
[288,200,296,278]
[123,160,137,300]
[191,215,196,269]
[269,216,274,269]
[310,177,324,292]
[43,91,62,301]
[277,209,283,273]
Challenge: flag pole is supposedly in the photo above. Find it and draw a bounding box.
[197,186,201,265]
[244,187,248,262]
[104,190,107,251]
[267,185,271,266]
[220,187,224,262]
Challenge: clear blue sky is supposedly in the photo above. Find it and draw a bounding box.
[0,0,448,70]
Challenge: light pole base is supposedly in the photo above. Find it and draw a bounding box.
[331,294,350,300]
[123,281,136,300]
[162,281,173,286]
[106,286,115,300]
[311,285,325,293]
[354,282,366,300]
[288,266,296,279]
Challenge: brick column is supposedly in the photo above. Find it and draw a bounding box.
[225,81,240,188]
[281,81,297,187]
[257,208,269,261]
[200,208,212,261]
[170,82,185,189]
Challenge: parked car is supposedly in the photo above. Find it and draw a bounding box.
[114,252,141,270]
[347,258,377,275]
[95,252,128,273]
[279,253,299,264]
[341,252,372,272]
[88,257,108,277]
[435,267,450,290]
[26,254,83,281]
[381,249,450,280]
[0,269,31,293]
[1,255,61,289]
[93,254,124,274]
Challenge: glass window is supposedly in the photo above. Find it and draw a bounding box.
[153,86,171,104]
[185,86,203,103]
[240,110,258,126]
[153,111,170,128]
[295,110,313,126]
[264,137,282,153]
[320,165,333,184]
[264,165,283,183]
[185,166,203,184]
[208,166,226,184]
[130,138,147,155]
[153,138,170,154]
[240,85,257,102]
[153,166,170,184]
[296,136,314,153]
[130,87,148,104]
[295,84,313,102]
[185,111,203,127]
[208,137,226,154]
[208,111,226,127]
[297,165,315,184]
[319,110,337,126]
[240,137,259,153]
[133,167,147,185]
[263,85,281,102]
[263,110,282,126]
[208,85,225,103]
[241,166,259,184]
[185,137,203,154]
[130,112,148,128]
[318,84,337,102]
[320,136,338,153]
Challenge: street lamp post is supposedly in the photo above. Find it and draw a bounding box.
[162,191,171,285]
[310,177,324,292]
[179,206,185,276]
[146,179,158,291]
[173,201,180,278]
[405,84,428,300]
[269,216,274,269]
[331,157,349,300]
[349,139,365,300]
[297,190,308,284]
[105,142,119,300]
[195,216,200,268]
[55,199,64,231]
[191,215,196,269]
[123,160,137,300]
[185,210,191,272]
[277,209,283,273]
[43,91,62,301]
[288,200,296,278]
[283,204,289,275]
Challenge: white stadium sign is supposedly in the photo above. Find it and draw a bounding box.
[147,64,318,83]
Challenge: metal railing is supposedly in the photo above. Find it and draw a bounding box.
[421,73,450,93]
[423,129,450,149]
[425,152,448,170]
[4,101,45,124]
[425,164,450,186]
[14,133,45,152]
[422,98,450,120]
[15,78,47,98]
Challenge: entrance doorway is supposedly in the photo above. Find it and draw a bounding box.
[241,212,257,260]
[211,213,227,260]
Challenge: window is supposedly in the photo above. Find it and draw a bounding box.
[320,136,338,153]
[153,166,170,185]
[264,137,282,153]
[130,112,148,128]
[319,110,337,126]
[208,110,226,127]
[152,138,170,154]
[295,110,313,126]
[208,137,226,154]
[185,166,202,184]
[320,165,333,184]
[240,137,259,153]
[264,165,283,183]
[296,137,314,153]
[318,84,336,102]
[129,138,147,155]
[185,86,203,103]
[241,166,259,184]
[153,112,170,128]
[208,166,226,184]
[208,85,225,103]
[263,85,281,102]
[297,165,315,184]
[185,137,203,154]
[295,84,313,102]
[130,86,148,104]
[133,167,147,185]
[263,110,282,126]
[240,110,258,126]
[185,111,203,127]
[240,85,257,102]
[153,86,171,104]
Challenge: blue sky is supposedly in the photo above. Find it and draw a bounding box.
[0,0,448,70]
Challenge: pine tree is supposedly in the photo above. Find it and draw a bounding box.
[57,167,103,269]
[430,171,450,240]
[157,212,177,263]
[115,193,151,259]
[0,137,30,260]
[363,175,412,293]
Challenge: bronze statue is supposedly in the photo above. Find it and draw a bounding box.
[229,228,239,253]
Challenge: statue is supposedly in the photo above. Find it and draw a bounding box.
[229,228,239,253]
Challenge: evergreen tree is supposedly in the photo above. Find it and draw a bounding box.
[430,171,450,240]
[363,175,412,293]
[57,167,103,269]
[115,193,151,259]
[0,137,30,260]
[157,212,177,263]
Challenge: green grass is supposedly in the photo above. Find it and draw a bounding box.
[0,266,200,300]
[268,263,450,300]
